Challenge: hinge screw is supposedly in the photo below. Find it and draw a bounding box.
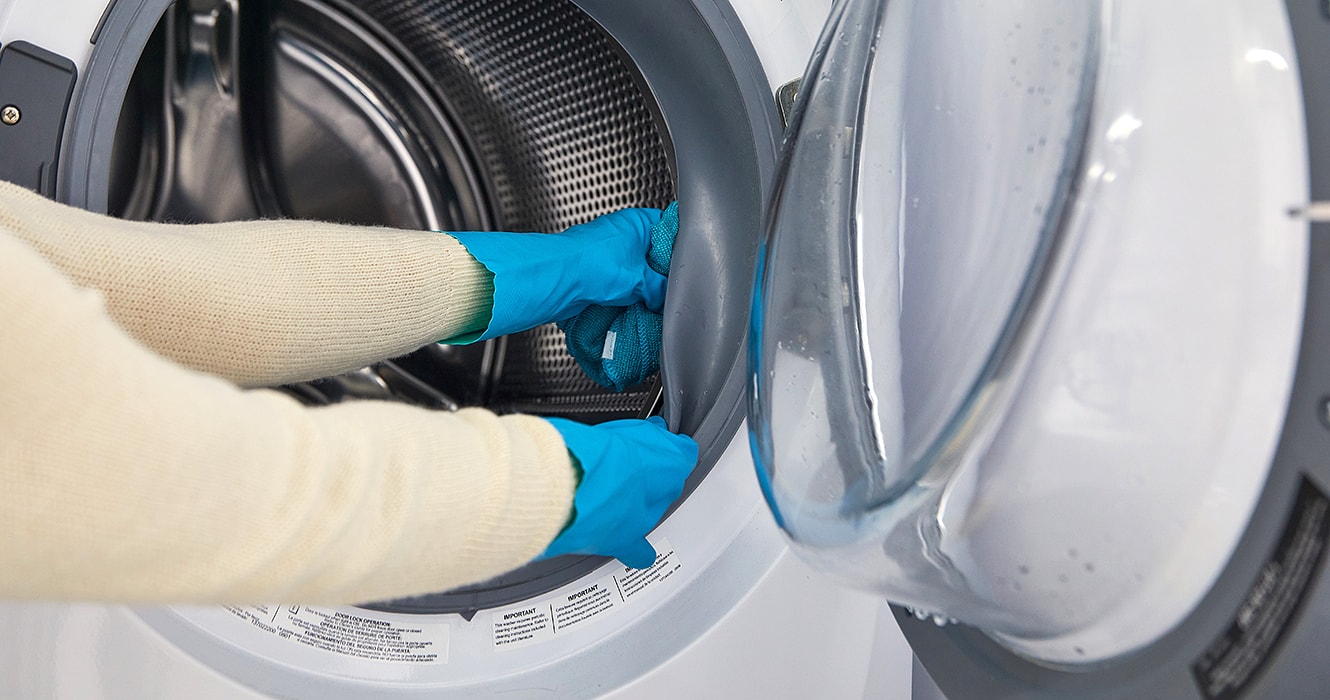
[0,105,19,126]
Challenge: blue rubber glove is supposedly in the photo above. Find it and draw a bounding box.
[442,208,666,343]
[558,201,678,391]
[542,416,698,568]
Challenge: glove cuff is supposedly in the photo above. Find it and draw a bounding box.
[440,230,579,342]
[540,418,602,559]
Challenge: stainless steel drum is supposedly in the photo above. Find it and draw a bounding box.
[108,0,675,423]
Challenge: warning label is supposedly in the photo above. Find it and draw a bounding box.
[224,605,449,664]
[1192,477,1330,699]
[492,538,683,650]
[554,582,615,632]
[618,547,683,601]
[492,603,554,648]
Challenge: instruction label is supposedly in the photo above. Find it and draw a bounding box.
[492,538,683,650]
[224,605,449,664]
[1192,477,1330,699]
[492,602,555,647]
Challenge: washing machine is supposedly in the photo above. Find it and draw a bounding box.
[751,0,1330,698]
[0,0,917,697]
[10,0,1329,697]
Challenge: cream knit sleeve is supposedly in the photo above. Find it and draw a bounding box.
[0,180,491,387]
[0,187,576,604]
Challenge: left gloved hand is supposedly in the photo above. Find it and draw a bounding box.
[542,416,698,568]
[442,208,666,342]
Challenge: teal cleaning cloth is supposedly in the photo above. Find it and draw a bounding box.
[559,201,678,392]
[560,302,664,392]
[645,200,677,277]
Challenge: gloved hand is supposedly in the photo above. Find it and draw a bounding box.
[559,201,678,391]
[542,416,698,568]
[442,208,666,343]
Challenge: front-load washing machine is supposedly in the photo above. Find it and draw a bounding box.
[0,0,915,697]
[19,0,1330,698]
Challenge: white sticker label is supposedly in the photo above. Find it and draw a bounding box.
[617,543,684,601]
[553,580,617,632]
[492,603,556,648]
[492,538,683,650]
[224,605,449,664]
[601,330,618,360]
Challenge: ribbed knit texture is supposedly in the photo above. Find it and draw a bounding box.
[0,181,575,604]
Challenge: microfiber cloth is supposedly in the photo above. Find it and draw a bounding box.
[559,201,678,392]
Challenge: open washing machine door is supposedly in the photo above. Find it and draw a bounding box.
[751,0,1330,697]
[0,0,916,697]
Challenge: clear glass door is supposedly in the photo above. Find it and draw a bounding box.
[750,0,1308,664]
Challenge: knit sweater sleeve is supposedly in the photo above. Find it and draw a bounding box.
[0,180,491,387]
[0,185,576,604]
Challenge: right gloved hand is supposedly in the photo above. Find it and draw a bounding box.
[441,208,667,343]
[541,416,698,568]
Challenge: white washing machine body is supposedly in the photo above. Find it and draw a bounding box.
[0,432,911,698]
[0,0,914,697]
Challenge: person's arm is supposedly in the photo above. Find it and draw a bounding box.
[0,229,574,604]
[0,180,491,388]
